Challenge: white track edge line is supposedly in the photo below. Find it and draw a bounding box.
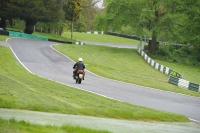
[188,118,200,123]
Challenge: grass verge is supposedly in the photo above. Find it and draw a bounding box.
[0,43,188,122]
[62,31,140,45]
[0,35,9,41]
[33,32,72,42]
[53,44,200,97]
[0,118,110,133]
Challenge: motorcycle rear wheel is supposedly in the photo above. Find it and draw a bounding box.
[76,77,82,84]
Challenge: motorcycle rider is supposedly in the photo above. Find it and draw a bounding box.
[73,58,85,79]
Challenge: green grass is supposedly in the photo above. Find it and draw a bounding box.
[0,35,9,41]
[0,118,110,133]
[53,44,200,97]
[62,31,140,45]
[33,32,72,42]
[0,41,188,122]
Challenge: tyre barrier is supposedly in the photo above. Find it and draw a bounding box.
[74,41,85,45]
[137,46,183,78]
[168,75,200,92]
[138,46,200,92]
[86,31,104,34]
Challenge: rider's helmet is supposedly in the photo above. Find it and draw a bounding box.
[78,58,83,62]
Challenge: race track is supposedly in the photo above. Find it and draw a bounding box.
[7,38,200,122]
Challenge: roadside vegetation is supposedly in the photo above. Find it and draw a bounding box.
[0,35,189,122]
[148,45,200,66]
[0,118,110,133]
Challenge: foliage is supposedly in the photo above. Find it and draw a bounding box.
[0,0,64,34]
[153,45,200,66]
[74,21,86,32]
[63,0,82,22]
[95,0,182,54]
[63,0,82,39]
[35,21,66,35]
[153,0,200,64]
[6,0,64,22]
[95,0,199,58]
[178,0,200,62]
[79,0,102,31]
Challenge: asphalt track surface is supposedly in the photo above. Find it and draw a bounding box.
[6,38,200,122]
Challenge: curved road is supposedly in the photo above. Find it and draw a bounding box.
[7,38,200,122]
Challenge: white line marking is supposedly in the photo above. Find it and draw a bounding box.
[189,118,200,123]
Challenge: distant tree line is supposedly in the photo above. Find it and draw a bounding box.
[0,0,101,36]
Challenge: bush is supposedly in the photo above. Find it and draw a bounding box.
[149,44,200,66]
[157,45,171,56]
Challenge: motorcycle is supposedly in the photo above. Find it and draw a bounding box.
[75,70,85,84]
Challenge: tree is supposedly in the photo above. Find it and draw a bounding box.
[95,0,183,54]
[1,0,64,34]
[174,0,200,61]
[80,0,102,31]
[63,0,82,39]
[0,0,10,29]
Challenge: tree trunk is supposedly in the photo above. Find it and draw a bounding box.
[150,32,157,54]
[47,28,51,33]
[71,21,74,40]
[24,19,37,34]
[0,17,6,29]
[58,27,63,36]
[149,9,159,54]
